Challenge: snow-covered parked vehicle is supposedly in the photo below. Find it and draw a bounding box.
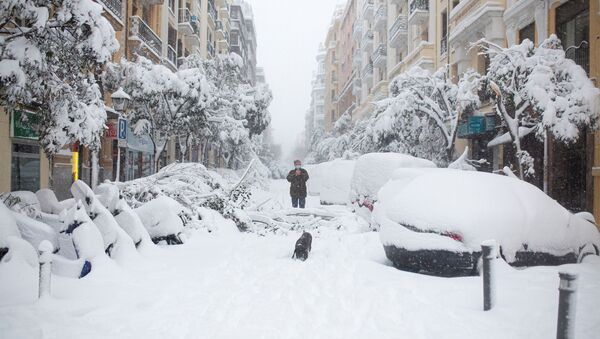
[134,196,185,245]
[349,153,436,218]
[374,169,600,277]
[71,180,137,261]
[94,183,154,250]
[304,159,355,205]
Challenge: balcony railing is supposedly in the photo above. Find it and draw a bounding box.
[353,21,363,39]
[179,8,191,23]
[208,0,217,22]
[99,0,123,20]
[389,14,407,46]
[409,0,429,14]
[565,41,589,75]
[362,62,373,79]
[208,43,215,57]
[362,0,374,19]
[362,29,374,44]
[130,16,162,57]
[372,43,387,67]
[374,4,387,31]
[440,35,448,55]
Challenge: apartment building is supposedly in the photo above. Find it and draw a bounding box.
[305,45,327,143]
[230,0,258,85]
[323,6,343,131]
[311,0,600,221]
[1,0,260,198]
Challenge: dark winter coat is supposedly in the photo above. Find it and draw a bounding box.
[287,168,309,198]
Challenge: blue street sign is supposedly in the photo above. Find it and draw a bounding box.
[118,118,128,140]
[118,118,128,147]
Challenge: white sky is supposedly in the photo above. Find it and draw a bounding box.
[247,0,344,161]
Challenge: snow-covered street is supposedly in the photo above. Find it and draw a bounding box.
[2,180,600,339]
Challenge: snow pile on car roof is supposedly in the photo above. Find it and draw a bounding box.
[376,168,600,261]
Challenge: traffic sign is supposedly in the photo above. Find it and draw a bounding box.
[118,117,127,147]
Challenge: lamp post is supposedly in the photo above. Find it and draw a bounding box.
[111,87,131,182]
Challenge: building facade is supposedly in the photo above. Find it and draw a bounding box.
[309,0,600,222]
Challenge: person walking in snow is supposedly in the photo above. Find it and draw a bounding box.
[287,160,309,209]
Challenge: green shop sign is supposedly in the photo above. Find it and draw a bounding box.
[11,110,39,140]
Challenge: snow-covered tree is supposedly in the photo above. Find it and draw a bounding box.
[0,0,119,185]
[104,56,211,172]
[482,35,600,180]
[370,66,481,164]
[198,53,272,169]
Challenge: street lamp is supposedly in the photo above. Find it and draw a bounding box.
[111,88,131,182]
[111,87,131,113]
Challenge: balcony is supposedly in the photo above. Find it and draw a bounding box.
[362,29,374,50]
[178,8,194,34]
[440,35,448,55]
[129,16,163,59]
[362,0,374,20]
[219,4,230,20]
[402,41,434,71]
[388,14,408,47]
[208,43,215,57]
[352,77,362,96]
[373,4,387,32]
[98,0,123,23]
[408,0,429,25]
[362,62,373,80]
[207,0,217,24]
[372,43,387,68]
[457,115,496,139]
[353,21,363,40]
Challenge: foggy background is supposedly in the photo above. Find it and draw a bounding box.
[248,0,344,162]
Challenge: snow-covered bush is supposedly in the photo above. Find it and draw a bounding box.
[349,153,436,217]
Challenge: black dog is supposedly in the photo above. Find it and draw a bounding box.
[292,232,312,261]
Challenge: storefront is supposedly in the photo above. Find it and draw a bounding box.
[8,110,48,193]
[120,125,154,181]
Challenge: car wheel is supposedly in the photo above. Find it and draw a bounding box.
[578,243,599,263]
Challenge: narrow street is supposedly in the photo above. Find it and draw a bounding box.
[2,181,600,339]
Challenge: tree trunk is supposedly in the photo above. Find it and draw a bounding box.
[47,154,54,191]
[543,130,549,193]
[91,149,99,189]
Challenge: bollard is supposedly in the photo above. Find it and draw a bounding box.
[556,272,578,339]
[38,240,54,299]
[481,240,497,311]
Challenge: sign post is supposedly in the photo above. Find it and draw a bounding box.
[116,118,128,182]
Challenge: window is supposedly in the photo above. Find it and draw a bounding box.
[11,142,40,192]
[441,10,448,55]
[518,22,535,44]
[556,0,589,73]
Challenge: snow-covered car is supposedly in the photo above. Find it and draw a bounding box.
[134,196,185,245]
[349,153,436,220]
[375,168,600,277]
[304,159,355,205]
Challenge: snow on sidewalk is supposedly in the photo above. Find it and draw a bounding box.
[1,179,600,339]
[1,228,600,339]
